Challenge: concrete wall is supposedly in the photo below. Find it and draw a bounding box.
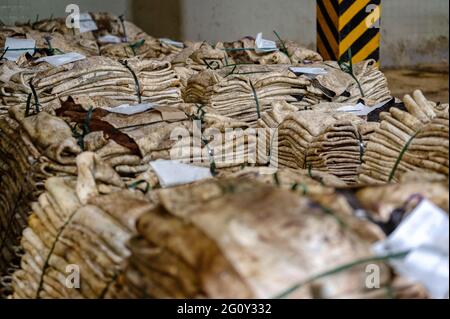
[1,0,448,67]
[0,0,130,24]
[133,0,449,67]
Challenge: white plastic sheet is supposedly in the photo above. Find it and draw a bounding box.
[150,160,213,188]
[373,199,449,299]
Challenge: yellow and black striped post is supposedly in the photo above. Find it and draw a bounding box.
[317,0,381,65]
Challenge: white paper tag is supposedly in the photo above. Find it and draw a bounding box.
[102,103,155,115]
[373,199,449,299]
[336,103,368,114]
[97,34,123,44]
[79,13,98,33]
[150,160,212,188]
[255,32,278,53]
[159,38,184,48]
[3,37,36,62]
[36,52,86,66]
[289,67,328,76]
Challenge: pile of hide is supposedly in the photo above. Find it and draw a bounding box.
[0,56,183,111]
[18,12,145,42]
[3,101,263,181]
[99,36,184,61]
[106,177,442,299]
[183,60,390,126]
[218,37,323,65]
[0,26,99,57]
[0,115,41,297]
[359,91,449,184]
[5,160,449,299]
[8,154,153,298]
[275,110,371,185]
[169,42,231,72]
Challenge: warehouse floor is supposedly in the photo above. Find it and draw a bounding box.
[384,64,449,103]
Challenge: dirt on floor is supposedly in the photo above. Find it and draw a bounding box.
[382,64,449,103]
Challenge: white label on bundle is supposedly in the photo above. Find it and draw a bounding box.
[150,160,212,188]
[255,32,278,53]
[102,103,155,115]
[3,38,35,62]
[78,13,97,33]
[159,38,184,48]
[97,34,123,43]
[337,99,392,116]
[373,199,449,299]
[36,52,86,66]
[289,67,328,75]
[336,103,368,114]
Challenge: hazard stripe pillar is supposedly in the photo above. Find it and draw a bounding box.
[317,0,381,64]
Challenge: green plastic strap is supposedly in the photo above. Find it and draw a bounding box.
[195,105,217,176]
[306,163,325,186]
[120,60,142,103]
[118,15,128,42]
[195,104,206,122]
[249,80,261,119]
[0,46,8,59]
[25,93,32,117]
[128,179,151,193]
[36,210,79,298]
[388,131,420,182]
[274,250,410,299]
[0,47,36,52]
[273,172,280,186]
[291,182,308,195]
[273,30,292,63]
[339,48,365,98]
[202,58,221,70]
[129,39,145,56]
[28,79,41,114]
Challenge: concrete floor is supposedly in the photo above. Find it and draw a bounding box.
[383,65,449,103]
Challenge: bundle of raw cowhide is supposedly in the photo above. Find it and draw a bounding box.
[0,56,183,112]
[359,90,449,184]
[0,115,41,297]
[275,110,375,185]
[107,177,429,299]
[8,154,153,298]
[217,37,323,65]
[183,60,390,126]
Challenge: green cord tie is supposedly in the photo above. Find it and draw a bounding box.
[339,48,365,98]
[118,14,128,42]
[128,179,151,193]
[0,46,8,60]
[273,30,292,63]
[249,80,261,119]
[202,58,221,70]
[36,210,79,298]
[273,172,280,186]
[307,163,325,186]
[128,39,145,56]
[291,182,308,195]
[388,131,420,182]
[193,104,217,176]
[120,60,142,103]
[274,250,410,299]
[25,79,41,117]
